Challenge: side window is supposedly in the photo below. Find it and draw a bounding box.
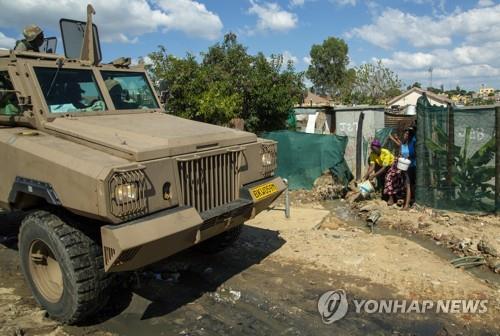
[0,71,20,116]
[101,71,159,110]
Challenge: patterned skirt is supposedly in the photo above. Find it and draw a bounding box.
[383,162,406,196]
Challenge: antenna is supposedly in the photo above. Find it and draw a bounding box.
[428,67,433,88]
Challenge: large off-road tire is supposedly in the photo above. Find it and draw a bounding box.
[195,225,243,254]
[18,210,112,324]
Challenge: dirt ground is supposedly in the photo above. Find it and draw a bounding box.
[0,197,499,335]
[351,199,500,273]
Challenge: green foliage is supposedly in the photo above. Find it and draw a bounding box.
[338,68,356,104]
[425,125,496,210]
[198,82,242,125]
[147,47,205,120]
[306,37,349,97]
[406,81,421,90]
[426,87,442,94]
[351,59,402,104]
[443,85,467,97]
[147,34,304,133]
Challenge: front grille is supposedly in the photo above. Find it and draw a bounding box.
[109,168,147,219]
[178,151,242,213]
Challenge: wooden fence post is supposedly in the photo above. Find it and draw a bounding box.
[355,112,365,181]
[446,104,454,187]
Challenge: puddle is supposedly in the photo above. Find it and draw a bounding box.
[320,200,500,288]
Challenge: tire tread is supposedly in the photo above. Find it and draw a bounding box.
[19,210,113,324]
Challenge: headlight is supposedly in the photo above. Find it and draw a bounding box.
[260,142,277,176]
[261,152,274,166]
[115,183,138,203]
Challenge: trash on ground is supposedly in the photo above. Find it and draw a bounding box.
[450,256,486,268]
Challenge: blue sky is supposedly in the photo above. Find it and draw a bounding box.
[1,0,499,91]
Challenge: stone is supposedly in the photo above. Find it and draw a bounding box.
[477,240,498,257]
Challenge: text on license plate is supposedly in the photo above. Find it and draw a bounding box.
[251,182,278,200]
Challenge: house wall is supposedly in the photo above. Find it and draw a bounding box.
[392,92,447,107]
[294,107,332,134]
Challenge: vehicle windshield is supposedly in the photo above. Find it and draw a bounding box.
[34,68,106,114]
[101,71,159,110]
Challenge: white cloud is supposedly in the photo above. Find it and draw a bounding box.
[349,4,500,88]
[403,0,446,15]
[289,0,305,6]
[157,0,223,40]
[330,0,356,6]
[0,32,16,49]
[281,50,298,64]
[347,5,500,49]
[248,1,298,33]
[0,0,223,43]
[379,41,500,89]
[477,0,495,7]
[303,56,311,65]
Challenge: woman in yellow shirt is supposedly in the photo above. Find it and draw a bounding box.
[363,139,395,184]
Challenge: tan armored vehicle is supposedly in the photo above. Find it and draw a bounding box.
[0,5,285,323]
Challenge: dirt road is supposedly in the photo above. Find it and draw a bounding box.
[0,204,499,336]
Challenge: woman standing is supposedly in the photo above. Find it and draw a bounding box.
[387,127,416,208]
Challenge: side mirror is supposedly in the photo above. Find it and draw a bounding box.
[40,37,58,54]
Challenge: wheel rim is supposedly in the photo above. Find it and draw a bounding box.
[28,239,64,303]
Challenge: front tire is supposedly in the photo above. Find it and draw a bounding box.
[18,210,112,324]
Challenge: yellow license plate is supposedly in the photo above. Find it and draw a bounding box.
[251,182,278,200]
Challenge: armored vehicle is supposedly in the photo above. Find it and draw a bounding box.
[0,5,285,323]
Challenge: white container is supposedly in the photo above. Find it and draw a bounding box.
[358,180,374,196]
[406,105,416,115]
[397,157,411,171]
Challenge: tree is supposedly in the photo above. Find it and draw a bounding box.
[406,81,421,90]
[147,33,304,133]
[148,46,205,120]
[338,68,356,104]
[352,59,402,104]
[426,86,442,94]
[244,53,305,131]
[306,37,349,97]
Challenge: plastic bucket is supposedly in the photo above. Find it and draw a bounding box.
[397,158,411,171]
[358,180,374,196]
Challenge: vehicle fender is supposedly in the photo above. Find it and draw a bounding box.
[8,177,62,206]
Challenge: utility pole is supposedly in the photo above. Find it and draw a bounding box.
[428,67,433,89]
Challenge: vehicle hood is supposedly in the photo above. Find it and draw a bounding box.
[43,112,257,161]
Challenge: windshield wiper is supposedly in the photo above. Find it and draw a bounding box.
[45,58,64,98]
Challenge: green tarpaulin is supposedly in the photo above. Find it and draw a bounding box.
[261,130,353,190]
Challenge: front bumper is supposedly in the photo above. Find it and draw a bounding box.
[101,176,286,272]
